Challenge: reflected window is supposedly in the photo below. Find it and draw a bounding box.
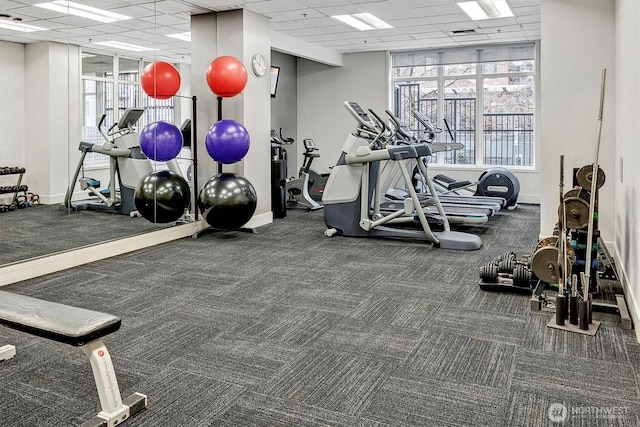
[81,52,175,165]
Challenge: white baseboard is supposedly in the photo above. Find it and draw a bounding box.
[515,194,539,205]
[614,246,639,342]
[244,211,273,229]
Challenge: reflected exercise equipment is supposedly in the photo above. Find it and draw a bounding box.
[134,170,190,224]
[62,108,151,216]
[62,108,185,217]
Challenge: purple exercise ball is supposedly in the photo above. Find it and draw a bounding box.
[139,120,183,161]
[204,119,250,164]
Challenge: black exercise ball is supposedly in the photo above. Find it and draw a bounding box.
[198,173,257,230]
[134,170,191,223]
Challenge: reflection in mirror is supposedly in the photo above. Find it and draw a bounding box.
[0,0,194,270]
[0,52,173,267]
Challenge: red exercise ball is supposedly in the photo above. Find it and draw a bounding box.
[205,56,248,98]
[141,61,181,100]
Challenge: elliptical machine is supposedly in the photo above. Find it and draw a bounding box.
[270,129,322,211]
[62,108,152,216]
[322,101,482,251]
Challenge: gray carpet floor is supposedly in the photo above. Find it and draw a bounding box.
[0,204,173,265]
[1,204,639,426]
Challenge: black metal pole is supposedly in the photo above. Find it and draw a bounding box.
[217,96,223,174]
[191,95,199,221]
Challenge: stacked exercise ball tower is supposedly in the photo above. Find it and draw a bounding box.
[135,61,191,223]
[198,56,257,230]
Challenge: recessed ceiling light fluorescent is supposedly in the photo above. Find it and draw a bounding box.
[0,21,48,32]
[457,0,513,20]
[34,1,131,23]
[166,32,191,42]
[332,13,392,31]
[93,41,157,52]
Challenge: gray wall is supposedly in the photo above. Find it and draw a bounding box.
[614,0,640,337]
[297,51,389,175]
[540,0,615,240]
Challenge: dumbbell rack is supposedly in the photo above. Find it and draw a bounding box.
[0,167,28,210]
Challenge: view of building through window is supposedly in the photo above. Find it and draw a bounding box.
[392,44,536,167]
[81,52,175,165]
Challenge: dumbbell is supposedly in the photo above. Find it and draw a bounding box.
[493,251,516,262]
[15,195,27,209]
[480,262,532,287]
[496,257,532,274]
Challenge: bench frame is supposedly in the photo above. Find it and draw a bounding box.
[80,339,147,427]
[0,291,147,427]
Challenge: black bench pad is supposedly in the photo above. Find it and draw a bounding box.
[0,291,121,346]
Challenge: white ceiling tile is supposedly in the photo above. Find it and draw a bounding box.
[297,0,347,7]
[511,5,540,16]
[0,0,541,63]
[251,0,309,13]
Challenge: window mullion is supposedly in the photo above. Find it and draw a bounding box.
[476,50,484,167]
[437,52,445,164]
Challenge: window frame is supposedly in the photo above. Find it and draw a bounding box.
[80,51,175,166]
[391,43,537,169]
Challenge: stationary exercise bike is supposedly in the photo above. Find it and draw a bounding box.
[62,108,153,216]
[270,129,322,211]
[299,138,329,202]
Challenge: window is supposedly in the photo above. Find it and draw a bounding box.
[81,53,175,165]
[391,43,536,167]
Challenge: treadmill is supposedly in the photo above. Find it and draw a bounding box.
[376,111,500,225]
[410,110,510,209]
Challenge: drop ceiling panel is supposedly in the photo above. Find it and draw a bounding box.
[0,0,541,62]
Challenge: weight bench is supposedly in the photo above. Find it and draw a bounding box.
[0,290,147,427]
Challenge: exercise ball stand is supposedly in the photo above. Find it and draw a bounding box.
[191,95,257,239]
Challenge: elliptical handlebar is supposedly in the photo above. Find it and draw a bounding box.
[270,128,294,145]
[442,118,456,143]
[279,128,295,144]
[97,113,109,142]
[384,110,416,145]
[367,108,393,149]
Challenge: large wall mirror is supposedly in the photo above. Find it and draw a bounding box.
[0,1,192,270]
